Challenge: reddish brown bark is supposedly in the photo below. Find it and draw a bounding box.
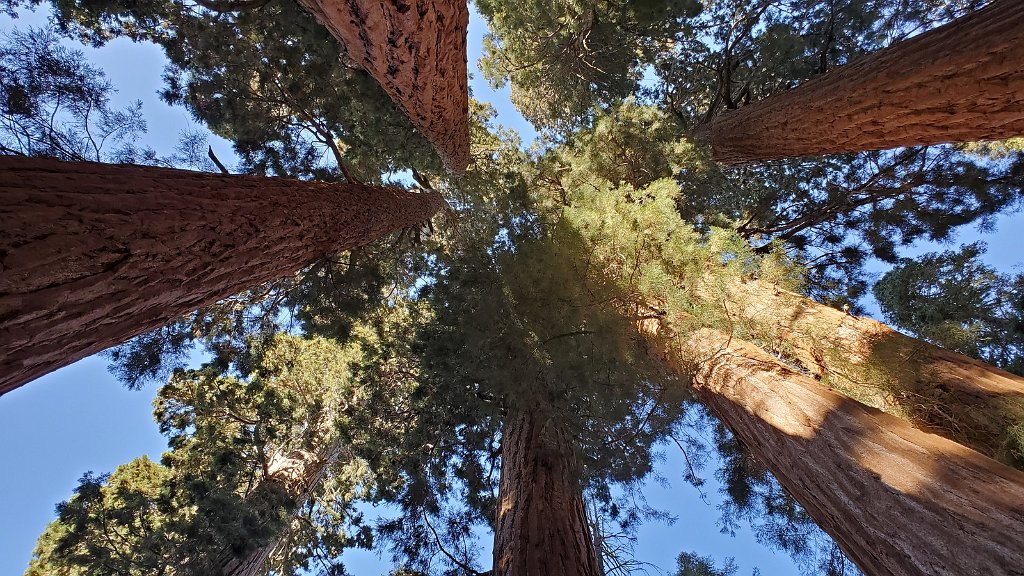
[298,0,470,172]
[706,1,1024,164]
[709,279,1024,467]
[493,409,601,576]
[0,157,445,396]
[660,327,1024,576]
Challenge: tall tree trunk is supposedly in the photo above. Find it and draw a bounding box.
[704,278,1024,467]
[298,0,470,172]
[493,408,602,576]
[704,0,1024,164]
[0,157,445,396]
[649,324,1024,576]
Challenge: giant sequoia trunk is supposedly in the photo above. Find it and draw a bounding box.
[654,326,1024,576]
[707,278,1024,467]
[0,157,445,396]
[705,0,1024,164]
[493,409,601,576]
[298,0,470,172]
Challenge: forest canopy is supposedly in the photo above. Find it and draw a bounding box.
[3,1,1023,575]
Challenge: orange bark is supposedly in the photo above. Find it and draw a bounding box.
[711,279,1024,466]
[656,327,1024,576]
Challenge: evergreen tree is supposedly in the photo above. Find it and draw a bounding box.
[875,243,1024,375]
[27,335,379,576]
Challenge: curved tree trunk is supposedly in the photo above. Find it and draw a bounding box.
[493,408,601,576]
[298,0,470,172]
[651,325,1024,576]
[705,0,1024,164]
[706,278,1024,467]
[0,157,445,396]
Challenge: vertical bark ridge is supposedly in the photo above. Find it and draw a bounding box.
[652,326,1024,576]
[493,408,602,576]
[0,157,445,395]
[298,0,470,172]
[705,0,1024,164]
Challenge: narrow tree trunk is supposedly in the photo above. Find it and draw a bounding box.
[493,408,601,576]
[704,0,1024,164]
[0,157,445,395]
[652,325,1024,576]
[220,444,345,576]
[706,278,1024,467]
[298,0,470,172]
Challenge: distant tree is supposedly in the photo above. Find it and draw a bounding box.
[675,551,738,576]
[875,243,1024,375]
[26,335,379,576]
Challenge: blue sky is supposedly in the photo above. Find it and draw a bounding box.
[2,3,1023,576]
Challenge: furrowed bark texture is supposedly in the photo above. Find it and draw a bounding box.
[710,279,1024,467]
[493,409,601,576]
[706,0,1024,164]
[672,328,1024,576]
[298,0,470,172]
[0,157,445,395]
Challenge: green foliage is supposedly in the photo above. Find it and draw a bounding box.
[45,0,442,180]
[28,335,374,576]
[476,0,699,133]
[676,550,738,576]
[874,243,1024,374]
[0,25,152,161]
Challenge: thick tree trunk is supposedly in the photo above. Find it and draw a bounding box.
[705,0,1024,164]
[493,409,601,576]
[654,326,1024,576]
[707,278,1024,467]
[0,157,445,395]
[298,0,470,172]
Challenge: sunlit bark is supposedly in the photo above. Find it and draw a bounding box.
[645,323,1024,576]
[493,408,601,576]
[706,278,1024,467]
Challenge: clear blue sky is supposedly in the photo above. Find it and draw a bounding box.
[2,4,1022,576]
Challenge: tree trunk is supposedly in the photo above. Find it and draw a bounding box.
[705,278,1024,467]
[298,0,470,172]
[220,444,345,576]
[0,157,445,396]
[493,408,602,576]
[652,325,1024,576]
[704,0,1024,164]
